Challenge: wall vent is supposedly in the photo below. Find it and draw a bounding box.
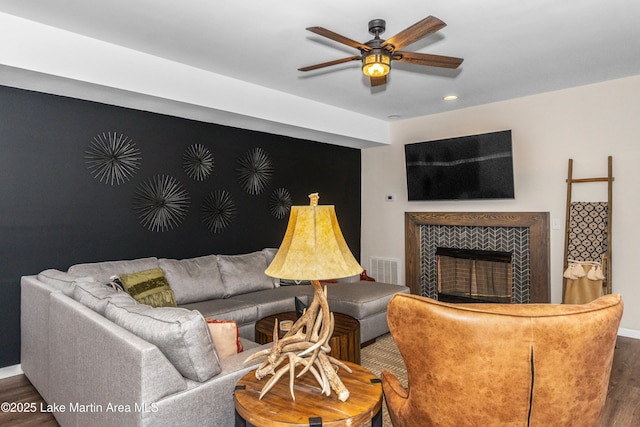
[369,257,400,285]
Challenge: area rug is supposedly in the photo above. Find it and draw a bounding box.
[360,333,407,427]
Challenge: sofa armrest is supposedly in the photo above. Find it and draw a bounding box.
[48,292,187,427]
[21,276,56,402]
[141,342,272,427]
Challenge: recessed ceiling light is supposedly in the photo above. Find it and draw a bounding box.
[387,114,402,120]
[443,95,459,101]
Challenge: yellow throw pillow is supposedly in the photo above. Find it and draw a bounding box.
[205,318,243,359]
[119,267,177,308]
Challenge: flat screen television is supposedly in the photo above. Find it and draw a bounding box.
[405,130,515,201]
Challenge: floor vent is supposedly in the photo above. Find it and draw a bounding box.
[369,257,400,285]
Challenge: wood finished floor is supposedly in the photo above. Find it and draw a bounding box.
[1,336,638,426]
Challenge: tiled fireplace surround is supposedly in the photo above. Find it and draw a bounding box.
[405,212,550,303]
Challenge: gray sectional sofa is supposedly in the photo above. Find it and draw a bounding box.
[21,248,409,427]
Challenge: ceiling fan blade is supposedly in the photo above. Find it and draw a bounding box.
[394,51,463,69]
[306,26,371,51]
[370,75,387,87]
[298,55,361,72]
[384,16,446,51]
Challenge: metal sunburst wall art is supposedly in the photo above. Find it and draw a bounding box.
[201,190,236,233]
[237,147,273,195]
[85,131,141,185]
[269,188,292,219]
[133,175,190,232]
[183,144,214,181]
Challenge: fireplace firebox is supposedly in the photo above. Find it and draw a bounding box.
[405,212,550,303]
[436,247,513,303]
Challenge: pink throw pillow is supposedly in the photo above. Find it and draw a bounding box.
[205,318,243,359]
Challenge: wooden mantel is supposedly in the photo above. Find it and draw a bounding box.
[405,212,550,303]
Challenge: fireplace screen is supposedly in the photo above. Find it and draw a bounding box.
[436,247,512,303]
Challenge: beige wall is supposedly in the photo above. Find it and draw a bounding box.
[361,75,640,335]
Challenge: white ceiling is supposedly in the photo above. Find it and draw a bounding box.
[1,0,639,146]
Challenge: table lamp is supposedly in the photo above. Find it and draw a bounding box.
[245,193,362,402]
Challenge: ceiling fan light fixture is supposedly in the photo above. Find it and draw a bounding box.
[362,50,391,77]
[300,16,463,87]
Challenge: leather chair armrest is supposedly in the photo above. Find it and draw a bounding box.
[381,370,408,399]
[381,370,409,426]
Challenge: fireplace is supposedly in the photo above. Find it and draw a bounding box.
[405,212,550,303]
[436,247,513,303]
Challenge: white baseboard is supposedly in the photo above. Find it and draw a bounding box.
[0,364,23,380]
[619,327,640,340]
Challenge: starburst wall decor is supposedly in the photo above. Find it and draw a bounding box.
[85,132,141,185]
[269,188,292,219]
[237,147,273,195]
[133,175,190,232]
[201,190,236,233]
[183,144,214,181]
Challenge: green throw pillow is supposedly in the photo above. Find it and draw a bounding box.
[120,267,177,308]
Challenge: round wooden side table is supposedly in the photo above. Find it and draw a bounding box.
[254,311,360,364]
[234,361,382,427]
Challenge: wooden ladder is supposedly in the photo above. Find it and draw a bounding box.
[562,156,613,300]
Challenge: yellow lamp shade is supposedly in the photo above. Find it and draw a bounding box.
[265,205,363,281]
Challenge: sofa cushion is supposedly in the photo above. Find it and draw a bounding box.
[262,248,280,287]
[104,303,221,382]
[337,274,362,283]
[119,268,177,308]
[72,280,138,315]
[262,248,278,264]
[159,255,225,304]
[325,281,410,319]
[37,269,94,296]
[217,251,274,297]
[68,257,159,284]
[205,318,243,359]
[230,286,314,319]
[178,298,259,327]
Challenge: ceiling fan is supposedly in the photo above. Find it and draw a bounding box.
[299,16,463,87]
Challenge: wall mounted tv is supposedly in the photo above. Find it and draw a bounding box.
[405,130,515,201]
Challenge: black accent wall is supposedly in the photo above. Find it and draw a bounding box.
[0,85,361,368]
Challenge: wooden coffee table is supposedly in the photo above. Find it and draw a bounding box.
[255,311,360,364]
[234,361,382,427]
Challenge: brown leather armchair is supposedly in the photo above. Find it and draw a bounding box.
[381,293,623,427]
